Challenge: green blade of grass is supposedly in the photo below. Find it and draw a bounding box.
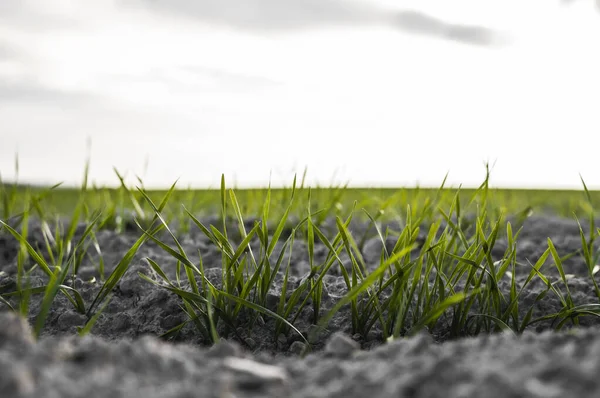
[33,256,74,338]
[218,290,309,345]
[316,244,417,335]
[547,238,575,310]
[0,220,54,277]
[267,175,297,257]
[86,223,161,317]
[407,288,483,336]
[77,293,112,337]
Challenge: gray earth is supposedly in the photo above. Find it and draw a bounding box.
[2,215,600,397]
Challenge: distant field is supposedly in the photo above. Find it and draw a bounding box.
[3,176,599,227]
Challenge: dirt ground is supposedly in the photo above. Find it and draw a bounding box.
[2,215,600,397]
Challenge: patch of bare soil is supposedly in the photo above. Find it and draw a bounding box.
[1,215,600,397]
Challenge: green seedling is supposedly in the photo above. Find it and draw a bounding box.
[1,162,600,352]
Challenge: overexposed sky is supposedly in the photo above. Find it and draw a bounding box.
[1,0,599,189]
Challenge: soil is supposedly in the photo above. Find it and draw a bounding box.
[2,214,600,397]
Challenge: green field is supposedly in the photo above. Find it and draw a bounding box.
[3,172,599,228]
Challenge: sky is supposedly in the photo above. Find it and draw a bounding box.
[0,0,599,189]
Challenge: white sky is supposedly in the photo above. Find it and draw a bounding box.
[1,0,599,189]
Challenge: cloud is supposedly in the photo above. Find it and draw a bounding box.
[123,0,500,46]
[178,66,281,89]
[561,0,600,10]
[122,0,376,30]
[393,10,497,46]
[0,43,18,61]
[0,42,93,108]
[0,79,98,107]
[0,1,22,16]
[0,1,80,31]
